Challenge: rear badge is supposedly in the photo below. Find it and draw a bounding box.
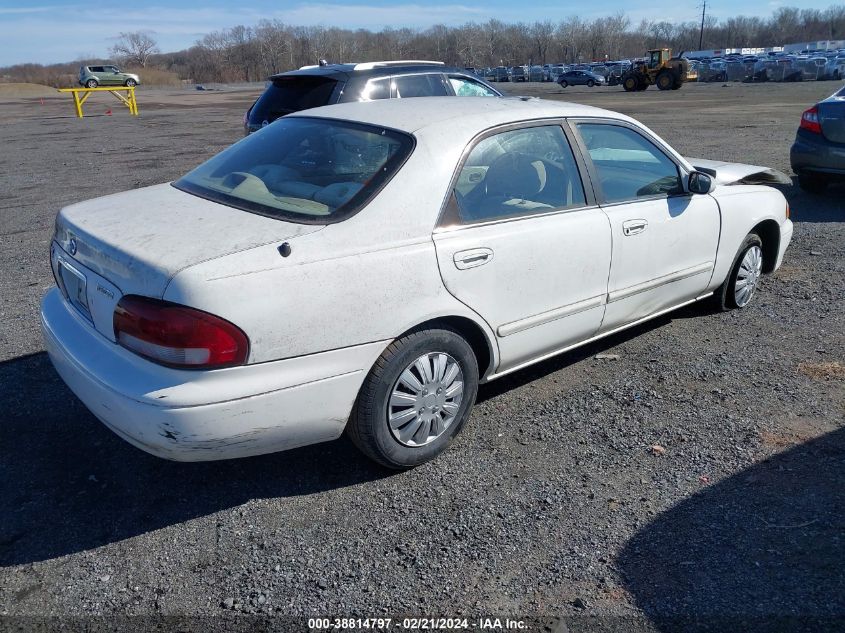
[68,238,78,256]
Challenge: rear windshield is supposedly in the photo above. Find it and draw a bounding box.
[174,117,414,224]
[248,76,339,124]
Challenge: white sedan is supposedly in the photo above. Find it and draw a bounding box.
[41,97,793,468]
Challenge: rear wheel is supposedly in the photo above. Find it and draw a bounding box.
[714,233,764,310]
[85,79,98,88]
[656,70,674,90]
[798,173,828,193]
[347,326,479,469]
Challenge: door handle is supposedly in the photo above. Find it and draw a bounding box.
[454,248,493,270]
[622,219,648,236]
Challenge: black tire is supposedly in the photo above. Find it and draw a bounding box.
[85,79,98,88]
[125,78,137,87]
[672,78,683,89]
[587,79,595,87]
[346,326,479,469]
[713,233,764,311]
[622,75,638,92]
[798,173,828,193]
[656,70,674,90]
[559,80,568,88]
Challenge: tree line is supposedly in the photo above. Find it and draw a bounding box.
[2,5,844,87]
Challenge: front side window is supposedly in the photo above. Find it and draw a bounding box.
[448,76,498,97]
[453,125,586,223]
[174,117,414,223]
[576,123,683,203]
[391,73,449,98]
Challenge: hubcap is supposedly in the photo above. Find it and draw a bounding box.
[387,352,464,447]
[735,245,763,307]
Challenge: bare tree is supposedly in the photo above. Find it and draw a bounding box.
[111,31,159,67]
[9,3,839,88]
[531,21,555,65]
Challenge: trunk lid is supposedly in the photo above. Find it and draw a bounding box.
[818,96,845,144]
[54,183,322,302]
[686,158,791,186]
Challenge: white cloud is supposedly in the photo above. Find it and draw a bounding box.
[0,6,54,15]
[273,3,488,27]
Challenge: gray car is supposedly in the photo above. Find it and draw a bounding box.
[790,85,845,192]
[557,70,606,88]
[78,65,140,88]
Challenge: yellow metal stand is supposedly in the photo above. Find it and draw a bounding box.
[57,86,139,118]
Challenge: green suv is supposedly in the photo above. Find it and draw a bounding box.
[78,65,140,88]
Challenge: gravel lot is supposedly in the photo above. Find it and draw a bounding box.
[1,81,843,632]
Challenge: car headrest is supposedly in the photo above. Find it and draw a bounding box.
[485,153,547,199]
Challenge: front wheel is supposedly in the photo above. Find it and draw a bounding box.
[587,79,595,87]
[622,75,638,91]
[559,80,568,88]
[125,78,137,87]
[347,326,479,469]
[656,71,674,90]
[714,233,764,310]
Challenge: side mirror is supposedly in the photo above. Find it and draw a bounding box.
[688,171,715,195]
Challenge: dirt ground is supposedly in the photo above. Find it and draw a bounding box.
[0,80,843,632]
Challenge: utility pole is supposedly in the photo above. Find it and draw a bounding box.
[699,0,706,50]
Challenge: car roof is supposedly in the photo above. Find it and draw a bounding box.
[291,96,628,135]
[269,62,470,81]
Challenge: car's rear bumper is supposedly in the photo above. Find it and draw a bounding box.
[41,288,387,462]
[790,131,845,178]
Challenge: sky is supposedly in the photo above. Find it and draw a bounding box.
[0,0,838,66]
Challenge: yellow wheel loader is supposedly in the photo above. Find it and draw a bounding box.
[622,49,697,92]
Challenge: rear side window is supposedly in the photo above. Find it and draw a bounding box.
[392,74,448,98]
[174,117,414,224]
[249,76,339,124]
[361,78,390,101]
[577,123,683,203]
[454,125,586,223]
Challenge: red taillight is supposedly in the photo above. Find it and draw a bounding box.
[113,296,249,369]
[800,106,822,134]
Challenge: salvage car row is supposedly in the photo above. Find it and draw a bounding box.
[478,51,845,85]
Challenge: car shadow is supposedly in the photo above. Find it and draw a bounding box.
[617,426,845,630]
[774,178,844,223]
[477,313,674,403]
[0,352,391,567]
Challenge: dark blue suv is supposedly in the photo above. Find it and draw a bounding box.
[244,60,502,135]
